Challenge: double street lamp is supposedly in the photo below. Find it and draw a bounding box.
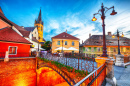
[92,3,117,57]
[112,29,124,55]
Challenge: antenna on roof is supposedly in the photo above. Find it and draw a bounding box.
[66,30,67,33]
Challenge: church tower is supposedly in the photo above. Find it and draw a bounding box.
[34,8,44,42]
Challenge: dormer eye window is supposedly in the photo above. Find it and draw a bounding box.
[109,41,113,43]
[94,41,99,43]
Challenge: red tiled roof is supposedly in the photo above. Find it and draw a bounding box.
[32,37,39,42]
[0,12,26,32]
[82,35,130,46]
[0,27,32,44]
[43,38,46,42]
[20,30,30,37]
[52,32,79,40]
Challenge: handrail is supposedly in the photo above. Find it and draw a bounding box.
[74,64,105,86]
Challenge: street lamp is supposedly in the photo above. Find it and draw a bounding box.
[112,29,124,55]
[92,3,117,57]
[62,40,63,53]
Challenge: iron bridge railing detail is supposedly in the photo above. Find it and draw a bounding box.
[74,63,106,86]
[37,59,76,86]
[42,53,97,73]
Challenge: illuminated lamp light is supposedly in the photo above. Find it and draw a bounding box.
[112,34,115,38]
[110,10,117,15]
[32,45,35,47]
[92,17,97,21]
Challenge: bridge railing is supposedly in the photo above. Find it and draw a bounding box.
[42,53,97,72]
[74,63,106,86]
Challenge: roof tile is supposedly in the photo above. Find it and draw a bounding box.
[52,32,79,40]
[0,27,31,44]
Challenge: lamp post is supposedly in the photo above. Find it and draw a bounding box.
[92,3,117,57]
[112,29,124,55]
[62,40,63,55]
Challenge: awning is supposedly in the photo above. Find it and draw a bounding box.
[67,47,78,51]
[31,48,45,51]
[55,47,68,50]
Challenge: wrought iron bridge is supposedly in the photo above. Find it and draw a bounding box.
[37,53,107,86]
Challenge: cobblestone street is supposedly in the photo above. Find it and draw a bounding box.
[106,65,130,86]
[0,58,36,86]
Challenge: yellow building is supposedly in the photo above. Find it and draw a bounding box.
[51,31,80,53]
[34,9,44,42]
[80,32,130,58]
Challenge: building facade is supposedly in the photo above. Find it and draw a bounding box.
[52,31,79,53]
[0,7,32,57]
[80,32,130,58]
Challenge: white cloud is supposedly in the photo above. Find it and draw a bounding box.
[49,20,59,29]
[44,8,130,42]
[105,9,130,38]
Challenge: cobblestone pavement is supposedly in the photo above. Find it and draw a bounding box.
[43,54,97,72]
[106,65,130,86]
[0,58,36,86]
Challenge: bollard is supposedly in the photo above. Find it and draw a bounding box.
[4,51,9,62]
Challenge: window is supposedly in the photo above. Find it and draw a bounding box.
[97,47,100,52]
[65,41,67,45]
[72,41,74,46]
[32,34,33,37]
[113,48,116,52]
[86,48,88,52]
[91,47,94,52]
[57,41,60,45]
[9,47,17,54]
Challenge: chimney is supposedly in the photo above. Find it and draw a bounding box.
[66,30,67,33]
[108,32,111,36]
[89,33,91,38]
[21,26,24,28]
[99,36,101,40]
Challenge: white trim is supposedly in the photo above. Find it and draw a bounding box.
[12,26,23,36]
[8,46,18,55]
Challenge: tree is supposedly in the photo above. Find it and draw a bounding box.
[41,41,51,51]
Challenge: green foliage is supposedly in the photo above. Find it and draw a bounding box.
[41,41,51,51]
[39,57,89,76]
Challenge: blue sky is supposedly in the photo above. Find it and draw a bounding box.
[0,0,130,42]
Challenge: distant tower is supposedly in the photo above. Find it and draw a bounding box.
[34,8,44,42]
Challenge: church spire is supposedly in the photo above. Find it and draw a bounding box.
[37,8,42,22]
[0,7,4,14]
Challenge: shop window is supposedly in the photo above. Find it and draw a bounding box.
[9,47,17,54]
